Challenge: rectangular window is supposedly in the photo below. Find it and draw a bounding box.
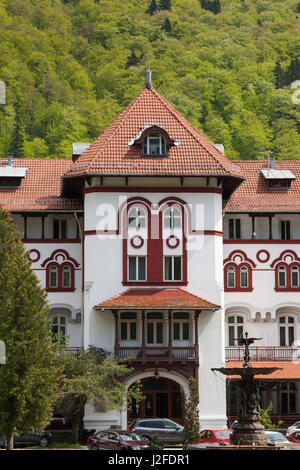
[281,220,291,240]
[120,313,137,341]
[229,219,241,239]
[128,256,146,281]
[53,219,67,239]
[164,256,182,281]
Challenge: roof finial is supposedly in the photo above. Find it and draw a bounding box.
[146,67,153,89]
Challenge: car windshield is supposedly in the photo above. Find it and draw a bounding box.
[215,431,232,438]
[267,433,287,442]
[119,433,142,441]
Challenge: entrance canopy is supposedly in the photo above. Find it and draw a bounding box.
[95,288,220,310]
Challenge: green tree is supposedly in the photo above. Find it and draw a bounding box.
[10,96,26,158]
[162,17,172,33]
[0,207,61,450]
[147,0,158,15]
[159,0,171,10]
[183,378,201,447]
[260,402,283,430]
[273,60,285,89]
[55,347,142,443]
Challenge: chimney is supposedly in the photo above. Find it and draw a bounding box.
[6,153,13,167]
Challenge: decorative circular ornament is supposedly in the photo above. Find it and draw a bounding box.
[166,235,180,249]
[28,249,40,263]
[130,235,144,249]
[256,249,270,263]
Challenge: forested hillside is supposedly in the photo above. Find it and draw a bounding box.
[0,0,300,160]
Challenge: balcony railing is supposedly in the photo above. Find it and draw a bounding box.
[226,346,300,362]
[118,346,197,363]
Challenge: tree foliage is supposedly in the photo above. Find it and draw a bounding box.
[0,0,299,160]
[183,378,201,447]
[55,346,142,443]
[0,206,61,450]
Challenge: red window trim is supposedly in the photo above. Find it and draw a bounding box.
[46,261,75,292]
[123,199,188,285]
[274,261,300,291]
[224,262,253,292]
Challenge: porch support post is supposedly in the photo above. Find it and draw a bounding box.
[41,215,46,239]
[251,215,256,239]
[23,215,28,239]
[141,310,146,362]
[113,310,119,358]
[194,310,200,382]
[194,310,200,357]
[268,215,273,240]
[168,310,172,362]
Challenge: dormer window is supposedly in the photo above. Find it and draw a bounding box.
[128,124,179,157]
[143,133,166,156]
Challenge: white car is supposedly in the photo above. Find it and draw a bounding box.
[286,421,300,437]
[265,431,290,445]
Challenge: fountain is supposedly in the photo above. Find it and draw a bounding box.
[212,333,282,446]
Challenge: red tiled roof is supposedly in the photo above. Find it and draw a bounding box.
[0,159,82,211]
[224,160,300,212]
[65,88,242,178]
[95,288,220,310]
[226,361,300,380]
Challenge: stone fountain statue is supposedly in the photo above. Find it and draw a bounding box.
[212,332,282,446]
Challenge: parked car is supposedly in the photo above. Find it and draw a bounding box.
[129,418,184,443]
[265,431,290,445]
[0,430,52,448]
[200,429,232,444]
[79,428,97,444]
[286,421,300,436]
[286,431,300,443]
[87,430,149,450]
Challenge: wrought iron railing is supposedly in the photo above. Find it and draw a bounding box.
[226,346,300,362]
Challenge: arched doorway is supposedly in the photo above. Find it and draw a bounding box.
[128,377,184,425]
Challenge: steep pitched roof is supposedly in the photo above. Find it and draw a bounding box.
[65,88,241,178]
[0,159,82,211]
[95,288,220,310]
[224,160,300,212]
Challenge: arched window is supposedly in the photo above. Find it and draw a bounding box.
[128,207,146,229]
[62,265,72,288]
[278,265,287,288]
[227,266,236,288]
[291,266,299,288]
[279,316,295,346]
[240,266,248,288]
[227,315,244,346]
[143,133,166,155]
[46,263,75,291]
[164,207,182,229]
[49,265,58,288]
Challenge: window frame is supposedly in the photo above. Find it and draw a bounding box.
[50,315,67,343]
[279,316,295,347]
[224,263,253,292]
[228,218,241,240]
[120,312,137,342]
[164,256,182,282]
[53,218,67,239]
[227,315,244,347]
[128,256,147,282]
[46,262,75,292]
[142,133,166,156]
[173,312,190,341]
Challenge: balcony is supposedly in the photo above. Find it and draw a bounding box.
[226,346,300,362]
[117,346,198,365]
